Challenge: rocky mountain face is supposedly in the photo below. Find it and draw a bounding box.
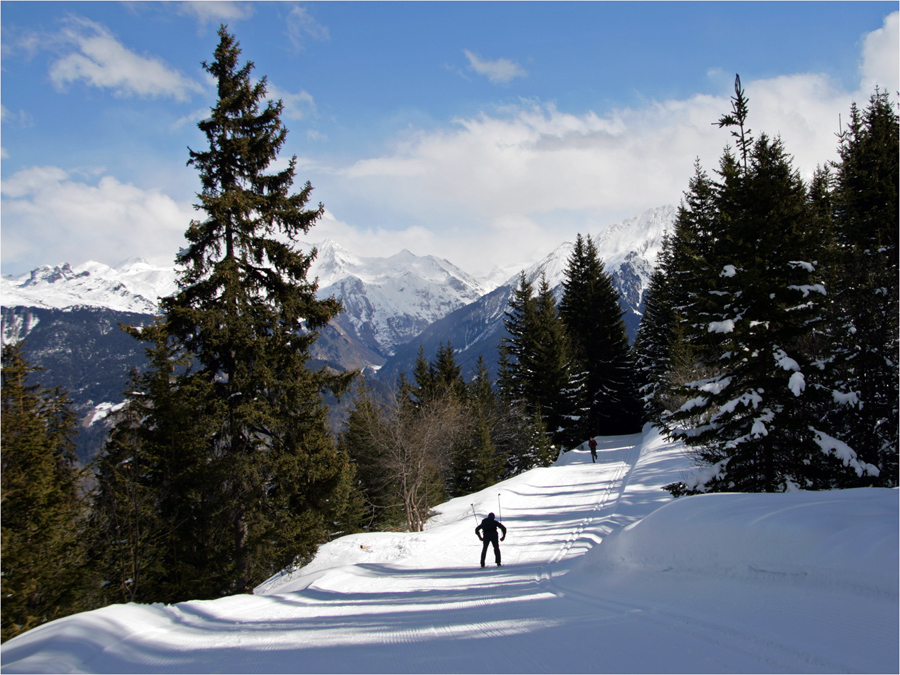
[1,205,675,463]
[309,241,487,359]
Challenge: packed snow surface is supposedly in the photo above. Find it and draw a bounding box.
[2,428,897,674]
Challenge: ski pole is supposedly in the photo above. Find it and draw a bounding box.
[471,504,478,524]
[497,494,502,520]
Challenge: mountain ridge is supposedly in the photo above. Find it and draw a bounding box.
[1,205,676,462]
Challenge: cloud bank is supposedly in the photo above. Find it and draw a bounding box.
[326,12,898,276]
[1,167,193,270]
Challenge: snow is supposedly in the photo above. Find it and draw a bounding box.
[3,427,897,674]
[833,389,861,407]
[812,428,880,478]
[721,264,737,277]
[789,260,817,273]
[87,401,127,427]
[789,284,827,298]
[496,205,676,302]
[788,371,806,396]
[774,348,801,372]
[707,319,735,333]
[0,245,489,357]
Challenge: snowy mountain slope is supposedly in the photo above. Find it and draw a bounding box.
[1,260,178,315]
[374,205,676,385]
[1,243,487,360]
[3,427,896,674]
[308,241,487,357]
[0,244,485,461]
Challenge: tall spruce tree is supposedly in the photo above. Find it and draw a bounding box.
[499,272,580,448]
[636,161,727,423]
[498,272,538,405]
[828,90,899,486]
[559,234,642,437]
[1,344,90,641]
[450,357,508,496]
[632,234,675,422]
[141,26,359,595]
[90,320,223,604]
[531,275,577,444]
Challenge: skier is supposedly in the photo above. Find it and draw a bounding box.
[475,512,507,568]
[588,437,597,463]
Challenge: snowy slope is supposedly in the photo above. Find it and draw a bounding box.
[3,427,896,674]
[472,205,674,299]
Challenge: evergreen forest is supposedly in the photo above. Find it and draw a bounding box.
[2,30,896,642]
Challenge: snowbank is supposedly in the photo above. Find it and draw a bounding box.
[585,487,898,594]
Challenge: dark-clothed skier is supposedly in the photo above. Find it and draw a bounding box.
[588,437,598,463]
[475,512,507,568]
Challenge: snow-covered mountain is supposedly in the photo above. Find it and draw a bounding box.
[307,241,487,357]
[375,205,676,385]
[0,206,675,462]
[1,243,487,360]
[1,259,178,316]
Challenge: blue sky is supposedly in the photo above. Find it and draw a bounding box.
[2,2,898,278]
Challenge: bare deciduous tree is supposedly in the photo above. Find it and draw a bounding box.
[354,393,464,532]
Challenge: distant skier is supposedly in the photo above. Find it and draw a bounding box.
[588,437,597,463]
[475,512,507,568]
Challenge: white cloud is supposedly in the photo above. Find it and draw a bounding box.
[267,83,317,121]
[49,17,204,101]
[1,105,34,128]
[859,11,899,96]
[178,2,255,28]
[287,6,330,50]
[327,17,900,278]
[463,50,527,85]
[1,167,193,272]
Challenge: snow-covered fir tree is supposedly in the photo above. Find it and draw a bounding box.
[663,78,882,494]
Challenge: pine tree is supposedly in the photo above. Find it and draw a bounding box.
[632,234,675,421]
[559,234,642,437]
[91,320,225,603]
[433,341,467,402]
[141,26,358,595]
[499,272,538,405]
[828,90,899,486]
[90,367,164,605]
[410,342,466,406]
[337,387,395,530]
[449,357,508,495]
[530,275,576,444]
[1,343,90,641]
